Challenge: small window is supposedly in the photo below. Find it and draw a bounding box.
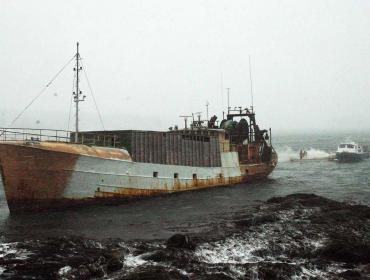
[192,173,197,180]
[153,171,158,178]
[245,169,249,174]
[174,173,179,179]
[347,144,354,149]
[339,144,346,148]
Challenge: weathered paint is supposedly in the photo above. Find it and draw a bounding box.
[0,142,79,211]
[0,141,276,212]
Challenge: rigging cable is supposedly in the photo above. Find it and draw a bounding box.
[8,54,76,127]
[80,60,105,131]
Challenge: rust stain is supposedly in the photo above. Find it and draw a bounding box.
[94,161,277,200]
[94,175,248,200]
[239,161,276,182]
[0,142,78,211]
[2,141,131,161]
[95,187,165,198]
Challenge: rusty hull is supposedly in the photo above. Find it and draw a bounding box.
[0,141,276,213]
[0,142,79,210]
[94,162,275,199]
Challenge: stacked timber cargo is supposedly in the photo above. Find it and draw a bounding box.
[75,130,222,167]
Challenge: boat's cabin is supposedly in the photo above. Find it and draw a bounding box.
[337,142,362,153]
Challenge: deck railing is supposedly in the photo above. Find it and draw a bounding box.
[0,128,72,143]
[0,128,121,148]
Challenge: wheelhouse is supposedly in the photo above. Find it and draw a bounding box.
[337,142,362,153]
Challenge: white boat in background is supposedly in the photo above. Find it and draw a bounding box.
[335,142,367,162]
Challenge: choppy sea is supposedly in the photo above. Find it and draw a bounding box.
[0,132,369,279]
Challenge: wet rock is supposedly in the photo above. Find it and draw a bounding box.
[66,255,89,267]
[310,205,370,226]
[166,234,196,250]
[267,193,337,210]
[142,249,172,262]
[77,264,91,279]
[124,265,189,280]
[254,262,301,280]
[195,272,234,280]
[338,270,362,280]
[106,256,123,272]
[0,236,125,279]
[235,213,279,227]
[105,248,124,272]
[318,235,370,264]
[87,263,105,277]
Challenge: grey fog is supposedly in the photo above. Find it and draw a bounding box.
[0,0,369,134]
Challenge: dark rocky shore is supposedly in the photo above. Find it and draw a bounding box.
[1,193,370,279]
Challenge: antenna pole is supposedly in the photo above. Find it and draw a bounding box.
[73,42,85,143]
[226,87,230,114]
[180,115,192,130]
[248,55,254,111]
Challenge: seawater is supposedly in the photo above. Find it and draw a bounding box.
[0,132,369,241]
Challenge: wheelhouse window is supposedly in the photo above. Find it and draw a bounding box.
[347,144,354,149]
[339,144,346,148]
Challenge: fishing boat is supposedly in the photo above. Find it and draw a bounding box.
[335,142,367,162]
[0,43,277,213]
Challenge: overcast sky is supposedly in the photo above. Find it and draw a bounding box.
[1,0,369,133]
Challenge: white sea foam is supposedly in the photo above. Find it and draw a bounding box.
[305,148,331,160]
[292,267,328,279]
[0,242,31,260]
[0,266,5,275]
[277,146,331,162]
[0,243,17,258]
[195,209,330,280]
[195,236,265,264]
[276,146,299,162]
[123,253,147,267]
[58,266,72,276]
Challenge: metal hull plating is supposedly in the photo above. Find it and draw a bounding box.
[335,152,366,163]
[0,142,276,212]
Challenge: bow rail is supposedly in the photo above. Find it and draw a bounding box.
[0,128,72,143]
[0,128,122,149]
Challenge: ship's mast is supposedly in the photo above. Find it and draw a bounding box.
[73,42,85,143]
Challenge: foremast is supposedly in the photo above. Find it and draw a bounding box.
[73,42,85,143]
